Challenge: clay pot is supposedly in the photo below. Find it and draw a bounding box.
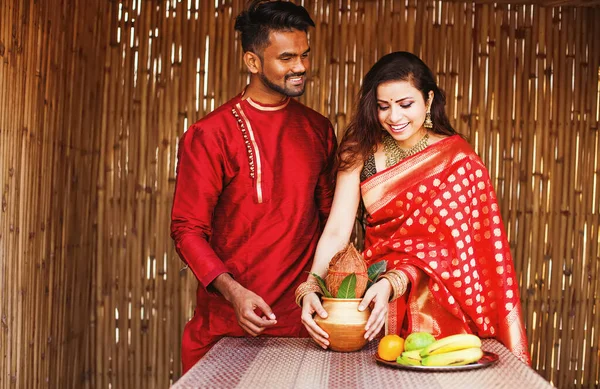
[314,297,371,352]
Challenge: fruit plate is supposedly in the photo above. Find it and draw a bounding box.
[374,351,499,372]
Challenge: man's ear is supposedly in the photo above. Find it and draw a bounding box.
[243,51,261,74]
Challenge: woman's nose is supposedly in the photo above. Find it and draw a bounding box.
[389,106,403,123]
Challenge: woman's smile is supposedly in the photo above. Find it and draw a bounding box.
[389,122,410,133]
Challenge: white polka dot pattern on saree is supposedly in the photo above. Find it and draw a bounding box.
[363,155,521,338]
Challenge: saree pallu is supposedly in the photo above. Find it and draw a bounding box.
[361,135,530,364]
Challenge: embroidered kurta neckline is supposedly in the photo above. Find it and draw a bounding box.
[245,96,290,111]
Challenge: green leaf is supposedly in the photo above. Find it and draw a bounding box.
[309,272,333,298]
[367,261,387,289]
[336,273,357,299]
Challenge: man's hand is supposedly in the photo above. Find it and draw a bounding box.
[211,273,277,336]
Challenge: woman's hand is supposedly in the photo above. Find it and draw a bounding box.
[300,292,330,349]
[359,278,392,341]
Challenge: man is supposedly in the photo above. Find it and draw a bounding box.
[171,0,336,372]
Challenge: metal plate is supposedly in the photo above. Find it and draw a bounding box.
[374,351,499,372]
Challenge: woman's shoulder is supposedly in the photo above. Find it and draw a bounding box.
[429,133,467,147]
[428,133,448,145]
[441,135,490,171]
[430,134,475,154]
[428,134,487,169]
[341,155,365,176]
[337,142,368,172]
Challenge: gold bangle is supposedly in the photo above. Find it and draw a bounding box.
[294,280,322,307]
[379,270,409,302]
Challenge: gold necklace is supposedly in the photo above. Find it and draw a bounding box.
[383,132,430,168]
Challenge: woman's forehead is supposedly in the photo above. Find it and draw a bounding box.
[377,80,420,100]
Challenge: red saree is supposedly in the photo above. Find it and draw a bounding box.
[361,135,530,364]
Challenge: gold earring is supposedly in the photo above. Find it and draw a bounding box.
[424,111,433,129]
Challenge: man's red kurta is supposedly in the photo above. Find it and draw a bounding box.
[171,92,336,372]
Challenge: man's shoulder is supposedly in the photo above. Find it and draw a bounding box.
[188,95,242,134]
[288,99,332,128]
[180,98,241,153]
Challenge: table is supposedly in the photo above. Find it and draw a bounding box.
[172,338,555,389]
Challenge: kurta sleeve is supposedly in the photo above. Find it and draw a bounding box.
[315,122,337,227]
[170,125,230,289]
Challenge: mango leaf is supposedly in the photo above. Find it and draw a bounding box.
[309,272,333,298]
[336,273,357,299]
[367,261,387,289]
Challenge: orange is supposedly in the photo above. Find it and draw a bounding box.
[377,334,405,361]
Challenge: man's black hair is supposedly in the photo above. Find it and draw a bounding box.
[234,1,315,55]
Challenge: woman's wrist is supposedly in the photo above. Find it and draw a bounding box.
[377,277,393,300]
[378,270,409,302]
[295,280,322,307]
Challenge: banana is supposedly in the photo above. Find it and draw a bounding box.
[401,349,423,363]
[396,355,421,366]
[421,347,483,366]
[420,334,481,357]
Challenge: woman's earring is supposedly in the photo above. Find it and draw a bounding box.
[424,111,433,129]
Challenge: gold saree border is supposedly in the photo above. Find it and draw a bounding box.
[361,136,472,215]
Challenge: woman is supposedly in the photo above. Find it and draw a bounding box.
[295,51,530,364]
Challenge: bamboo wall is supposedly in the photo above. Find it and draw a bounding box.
[1,1,599,388]
[0,0,106,387]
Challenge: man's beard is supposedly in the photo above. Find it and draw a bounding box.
[258,71,306,97]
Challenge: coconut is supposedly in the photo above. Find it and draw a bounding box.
[325,243,368,298]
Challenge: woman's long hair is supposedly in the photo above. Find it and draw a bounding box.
[337,51,458,171]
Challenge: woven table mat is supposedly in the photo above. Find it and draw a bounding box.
[172,338,554,389]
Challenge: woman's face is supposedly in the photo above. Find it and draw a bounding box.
[376,80,433,148]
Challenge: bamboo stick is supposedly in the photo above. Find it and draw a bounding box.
[122,2,138,386]
[571,9,587,388]
[545,7,562,384]
[533,4,550,375]
[133,2,155,387]
[111,2,124,387]
[584,12,600,387]
[555,6,572,387]
[530,0,546,375]
[0,0,9,380]
[21,3,38,388]
[214,2,225,105]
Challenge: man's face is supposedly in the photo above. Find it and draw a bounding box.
[255,29,311,97]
